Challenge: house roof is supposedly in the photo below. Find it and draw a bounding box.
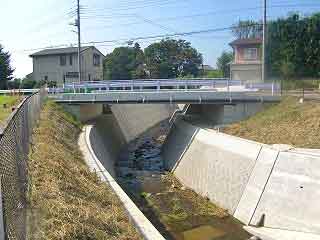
[229,38,262,47]
[30,46,93,57]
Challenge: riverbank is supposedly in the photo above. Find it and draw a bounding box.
[116,119,251,240]
[27,102,140,240]
[224,97,320,148]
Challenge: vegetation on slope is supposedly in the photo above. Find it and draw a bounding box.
[0,95,22,126]
[224,97,320,149]
[28,102,140,240]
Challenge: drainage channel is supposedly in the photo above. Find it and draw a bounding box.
[115,120,251,240]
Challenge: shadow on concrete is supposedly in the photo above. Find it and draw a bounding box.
[89,114,126,177]
[162,117,200,171]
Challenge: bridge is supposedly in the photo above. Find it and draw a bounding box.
[49,79,281,104]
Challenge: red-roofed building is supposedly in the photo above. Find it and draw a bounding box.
[229,38,263,83]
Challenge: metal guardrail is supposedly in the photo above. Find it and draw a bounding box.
[0,89,47,239]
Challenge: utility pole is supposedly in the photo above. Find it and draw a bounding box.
[77,0,82,83]
[262,0,267,82]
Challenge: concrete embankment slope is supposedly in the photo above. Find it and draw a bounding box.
[79,123,165,240]
[162,119,320,237]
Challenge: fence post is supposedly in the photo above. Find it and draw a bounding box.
[0,178,6,240]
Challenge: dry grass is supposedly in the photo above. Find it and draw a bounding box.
[27,102,141,240]
[224,97,320,148]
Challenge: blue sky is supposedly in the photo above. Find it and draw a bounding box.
[1,0,319,78]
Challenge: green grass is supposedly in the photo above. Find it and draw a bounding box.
[224,97,320,148]
[0,95,22,126]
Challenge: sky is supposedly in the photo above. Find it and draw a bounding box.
[0,0,319,78]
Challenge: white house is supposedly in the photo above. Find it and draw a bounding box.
[30,46,105,85]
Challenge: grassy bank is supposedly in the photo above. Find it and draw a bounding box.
[0,95,22,126]
[28,102,141,240]
[224,97,320,148]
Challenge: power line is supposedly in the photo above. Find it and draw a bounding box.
[84,0,186,14]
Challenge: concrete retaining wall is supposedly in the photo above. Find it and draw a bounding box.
[162,119,320,235]
[62,104,103,122]
[250,151,320,234]
[110,104,175,143]
[184,103,267,128]
[163,119,261,214]
[88,114,126,177]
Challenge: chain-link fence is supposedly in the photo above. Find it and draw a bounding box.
[0,89,46,240]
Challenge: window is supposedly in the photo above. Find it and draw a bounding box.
[243,48,258,60]
[93,54,101,66]
[44,76,48,81]
[69,55,73,66]
[65,72,79,78]
[60,55,67,66]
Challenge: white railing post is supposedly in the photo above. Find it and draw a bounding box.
[271,81,275,96]
[227,78,230,92]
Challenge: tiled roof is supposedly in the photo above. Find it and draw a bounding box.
[229,38,262,46]
[30,46,92,57]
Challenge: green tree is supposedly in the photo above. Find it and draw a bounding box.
[8,78,22,89]
[0,44,14,89]
[267,13,320,79]
[232,20,263,39]
[144,39,203,79]
[20,74,37,89]
[217,51,233,78]
[103,43,145,80]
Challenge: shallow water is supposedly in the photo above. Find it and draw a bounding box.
[116,120,251,240]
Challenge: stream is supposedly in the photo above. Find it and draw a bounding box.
[115,120,251,240]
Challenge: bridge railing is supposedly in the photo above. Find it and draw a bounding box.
[48,79,281,96]
[63,79,237,91]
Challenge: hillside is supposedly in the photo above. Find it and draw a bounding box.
[224,97,320,149]
[27,102,141,240]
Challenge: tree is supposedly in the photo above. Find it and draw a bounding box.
[217,51,233,78]
[266,12,320,79]
[232,20,263,39]
[103,43,145,80]
[20,74,37,89]
[8,78,22,89]
[144,39,203,79]
[0,44,14,89]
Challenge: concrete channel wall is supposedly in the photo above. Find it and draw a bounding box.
[162,119,320,236]
[79,124,165,240]
[110,104,176,143]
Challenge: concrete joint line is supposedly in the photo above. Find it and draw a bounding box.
[248,151,281,226]
[171,127,200,173]
[79,126,165,240]
[234,145,263,215]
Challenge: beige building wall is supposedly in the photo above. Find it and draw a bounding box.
[32,47,104,85]
[230,63,262,83]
